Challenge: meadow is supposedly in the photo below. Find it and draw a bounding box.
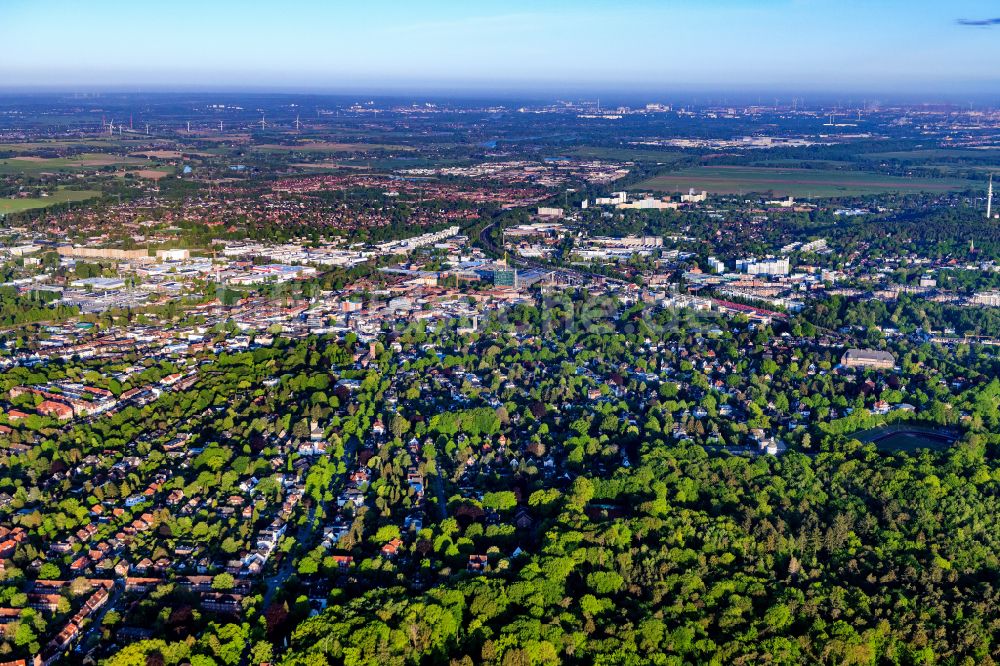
[0,153,145,175]
[565,146,686,162]
[0,189,101,214]
[865,148,1000,162]
[253,141,414,154]
[633,165,977,197]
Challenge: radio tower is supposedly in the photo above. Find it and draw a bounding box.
[987,174,993,220]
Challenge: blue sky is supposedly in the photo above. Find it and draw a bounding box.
[2,0,999,95]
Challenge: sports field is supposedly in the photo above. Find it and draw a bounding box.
[0,189,101,214]
[633,166,977,197]
[873,431,951,453]
[853,424,956,453]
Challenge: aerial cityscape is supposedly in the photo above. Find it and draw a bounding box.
[1,1,1000,665]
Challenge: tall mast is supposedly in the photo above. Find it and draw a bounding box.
[987,175,993,220]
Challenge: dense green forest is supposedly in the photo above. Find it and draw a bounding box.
[109,431,1000,666]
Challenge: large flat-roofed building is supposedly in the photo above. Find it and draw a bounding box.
[594,191,628,206]
[841,348,895,370]
[680,188,707,203]
[971,291,1000,307]
[493,269,517,287]
[736,257,790,276]
[58,246,153,262]
[156,248,190,262]
[69,277,126,291]
[617,197,679,210]
[591,236,663,249]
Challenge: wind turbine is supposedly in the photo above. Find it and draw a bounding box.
[260,113,267,130]
[108,119,114,135]
[295,114,301,131]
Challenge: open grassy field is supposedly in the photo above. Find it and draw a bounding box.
[0,138,150,152]
[565,146,686,163]
[253,141,414,154]
[129,168,173,180]
[0,140,93,152]
[129,150,184,159]
[633,166,977,197]
[866,148,1000,162]
[750,158,853,168]
[0,153,145,175]
[0,189,101,214]
[197,134,251,144]
[288,162,363,171]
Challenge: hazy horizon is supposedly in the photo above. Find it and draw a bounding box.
[0,85,995,108]
[3,0,1000,100]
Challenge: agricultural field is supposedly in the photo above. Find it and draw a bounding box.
[0,153,146,174]
[0,188,101,214]
[287,162,365,171]
[749,158,853,168]
[865,148,1000,162]
[0,137,150,152]
[633,165,978,197]
[128,168,174,180]
[128,150,185,159]
[252,141,414,153]
[565,145,686,162]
